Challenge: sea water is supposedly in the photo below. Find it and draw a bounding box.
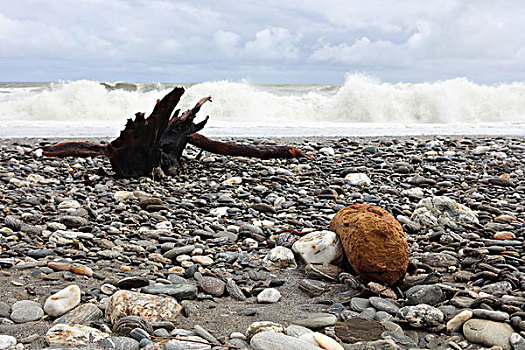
[0,74,524,138]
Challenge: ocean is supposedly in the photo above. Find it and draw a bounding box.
[0,74,524,139]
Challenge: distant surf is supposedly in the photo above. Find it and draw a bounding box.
[0,74,524,138]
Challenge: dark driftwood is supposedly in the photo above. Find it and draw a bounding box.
[37,87,313,178]
[188,133,315,160]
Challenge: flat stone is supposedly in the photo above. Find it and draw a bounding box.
[10,300,44,323]
[250,331,321,350]
[335,318,384,343]
[463,318,513,350]
[141,284,198,300]
[97,336,140,350]
[350,298,371,312]
[292,312,338,329]
[369,297,399,314]
[115,276,150,289]
[298,279,330,297]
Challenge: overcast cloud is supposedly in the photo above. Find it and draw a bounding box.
[1,0,524,83]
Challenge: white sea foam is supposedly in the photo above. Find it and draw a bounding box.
[0,74,524,138]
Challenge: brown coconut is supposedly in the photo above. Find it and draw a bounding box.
[329,204,408,285]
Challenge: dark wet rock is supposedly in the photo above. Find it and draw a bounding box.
[406,285,444,306]
[115,277,150,289]
[369,297,399,315]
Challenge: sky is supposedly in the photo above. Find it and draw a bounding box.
[1,0,524,84]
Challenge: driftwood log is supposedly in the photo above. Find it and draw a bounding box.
[38,87,313,178]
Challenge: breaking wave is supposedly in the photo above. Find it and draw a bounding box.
[0,74,524,137]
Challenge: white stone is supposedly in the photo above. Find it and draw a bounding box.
[257,288,281,303]
[344,173,371,187]
[292,230,343,265]
[299,332,344,350]
[230,332,247,340]
[447,310,473,332]
[319,147,335,156]
[263,246,297,270]
[46,323,110,347]
[472,146,491,154]
[222,176,242,185]
[57,200,81,211]
[275,167,294,176]
[114,191,135,200]
[251,332,322,350]
[0,335,16,349]
[401,187,425,198]
[44,285,81,316]
[155,221,172,230]
[210,207,229,217]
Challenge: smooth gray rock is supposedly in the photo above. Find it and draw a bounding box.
[250,332,321,350]
[406,284,444,306]
[97,337,139,350]
[10,300,44,323]
[292,312,338,329]
[141,284,197,300]
[463,318,513,350]
[369,297,399,314]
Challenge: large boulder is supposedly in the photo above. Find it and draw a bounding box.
[329,204,408,285]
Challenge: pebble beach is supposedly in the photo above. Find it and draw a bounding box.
[0,135,524,350]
